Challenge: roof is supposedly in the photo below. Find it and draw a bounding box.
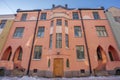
[16,5,104,13]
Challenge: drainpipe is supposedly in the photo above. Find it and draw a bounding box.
[26,10,41,75]
[79,9,92,74]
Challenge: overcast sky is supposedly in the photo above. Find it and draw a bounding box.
[0,0,120,15]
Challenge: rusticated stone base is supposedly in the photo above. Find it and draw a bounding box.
[64,71,90,77]
[30,70,53,78]
[94,70,109,76]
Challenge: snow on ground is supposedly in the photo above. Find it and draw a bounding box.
[0,76,120,80]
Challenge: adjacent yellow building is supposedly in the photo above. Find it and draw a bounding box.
[0,14,15,53]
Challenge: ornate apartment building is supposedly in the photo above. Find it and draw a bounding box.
[0,5,120,77]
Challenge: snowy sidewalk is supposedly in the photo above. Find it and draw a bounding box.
[0,76,120,80]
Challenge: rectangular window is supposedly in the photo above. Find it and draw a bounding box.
[76,45,84,59]
[74,26,82,37]
[0,20,7,29]
[56,33,62,48]
[96,26,107,37]
[49,34,52,48]
[40,13,47,20]
[13,27,24,38]
[65,20,68,26]
[34,46,42,59]
[51,20,54,27]
[56,19,62,26]
[37,27,45,37]
[73,12,79,20]
[21,13,27,21]
[93,12,100,19]
[65,34,69,48]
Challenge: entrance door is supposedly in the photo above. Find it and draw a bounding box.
[53,58,63,77]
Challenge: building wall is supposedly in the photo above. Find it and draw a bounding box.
[0,6,120,77]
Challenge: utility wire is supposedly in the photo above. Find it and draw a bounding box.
[2,0,15,14]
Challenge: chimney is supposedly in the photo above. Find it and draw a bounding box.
[100,6,104,10]
[65,4,68,8]
[52,4,55,8]
[17,8,21,12]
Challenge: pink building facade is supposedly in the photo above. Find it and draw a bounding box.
[0,5,120,77]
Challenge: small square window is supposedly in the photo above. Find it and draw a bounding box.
[73,12,79,20]
[80,69,85,73]
[21,13,27,21]
[40,13,47,20]
[93,12,100,19]
[33,69,38,73]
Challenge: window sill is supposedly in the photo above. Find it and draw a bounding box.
[74,36,82,38]
[32,59,41,61]
[77,59,85,61]
[97,36,108,37]
[13,37,23,39]
[37,36,44,38]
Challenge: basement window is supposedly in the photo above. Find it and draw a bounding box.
[80,69,85,73]
[33,69,38,73]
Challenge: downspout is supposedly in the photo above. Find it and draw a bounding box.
[79,9,92,74]
[26,10,41,75]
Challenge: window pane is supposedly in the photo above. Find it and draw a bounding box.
[34,46,42,59]
[96,26,107,37]
[49,34,52,48]
[93,12,100,19]
[76,46,84,59]
[74,26,82,37]
[73,12,79,20]
[21,13,27,21]
[37,27,45,37]
[13,27,24,37]
[40,13,47,20]
[65,34,69,48]
[56,19,62,26]
[56,33,62,48]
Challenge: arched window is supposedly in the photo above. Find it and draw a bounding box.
[13,46,23,61]
[97,47,102,60]
[108,51,114,61]
[1,46,12,61]
[108,46,119,61]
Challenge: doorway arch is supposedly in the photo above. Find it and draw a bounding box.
[1,46,12,61]
[13,46,23,69]
[108,45,119,61]
[95,46,107,70]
